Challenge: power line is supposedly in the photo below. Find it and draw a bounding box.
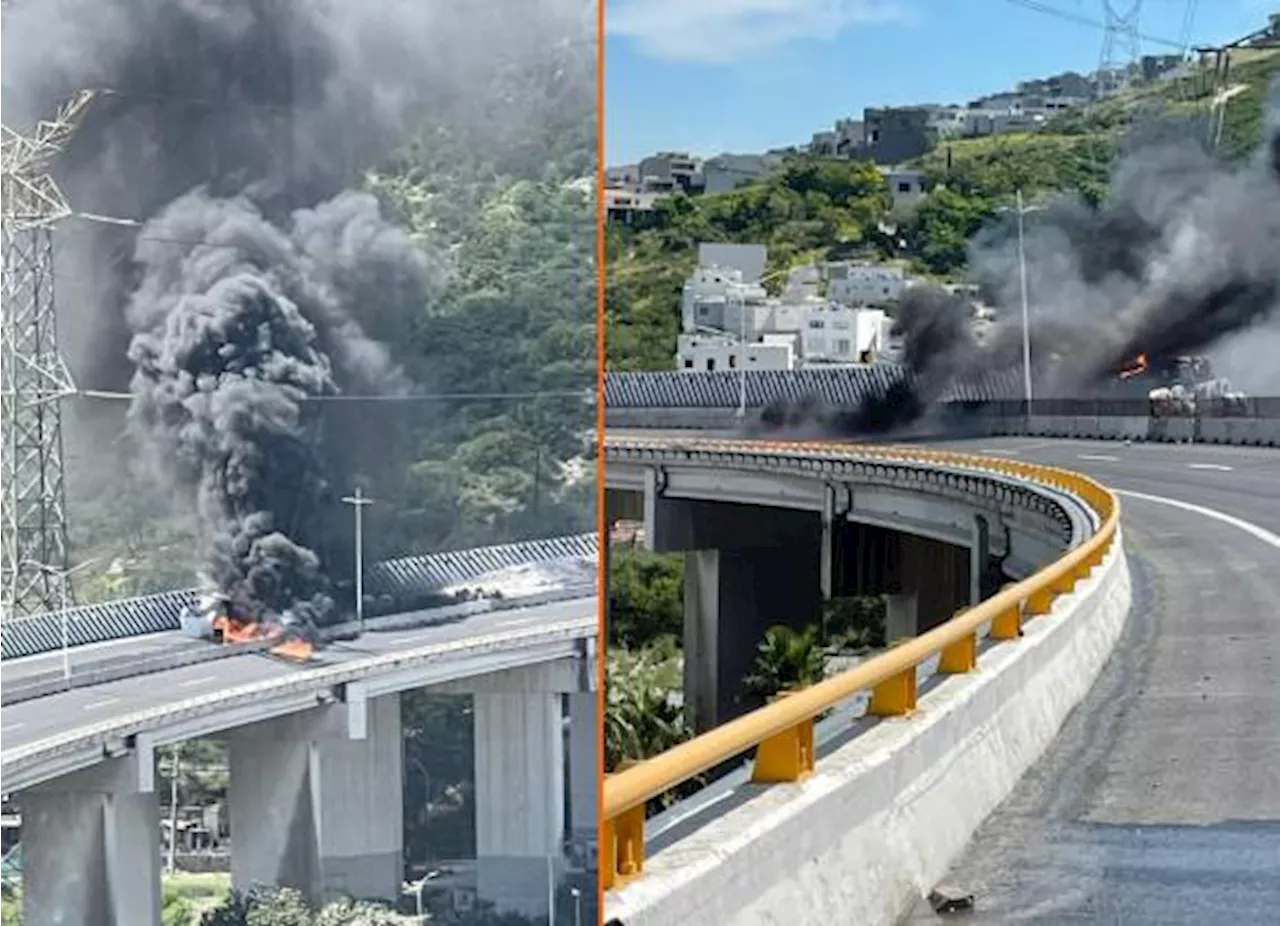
[1002,0,1185,49]
[69,388,590,403]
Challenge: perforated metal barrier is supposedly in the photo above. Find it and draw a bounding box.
[0,533,598,660]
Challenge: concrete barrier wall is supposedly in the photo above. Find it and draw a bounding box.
[607,533,1132,926]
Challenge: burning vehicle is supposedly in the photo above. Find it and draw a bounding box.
[180,588,315,662]
[1111,354,1248,417]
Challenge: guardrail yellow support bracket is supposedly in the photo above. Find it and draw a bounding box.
[939,621,977,674]
[753,703,815,783]
[1025,586,1055,616]
[868,665,918,715]
[990,601,1023,640]
[604,803,646,890]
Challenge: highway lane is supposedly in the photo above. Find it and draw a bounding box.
[0,596,596,749]
[2,630,205,683]
[907,436,1280,924]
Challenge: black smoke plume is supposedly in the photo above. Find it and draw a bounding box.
[1,0,587,624]
[761,82,1280,437]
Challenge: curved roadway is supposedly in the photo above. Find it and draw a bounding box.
[0,597,595,752]
[904,436,1280,925]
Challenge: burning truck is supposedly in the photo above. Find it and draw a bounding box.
[180,587,315,661]
[1113,354,1248,417]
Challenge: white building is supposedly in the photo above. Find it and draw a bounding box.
[681,266,768,340]
[825,262,910,307]
[677,332,795,372]
[799,305,890,364]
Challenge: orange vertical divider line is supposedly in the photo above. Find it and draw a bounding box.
[593,0,608,921]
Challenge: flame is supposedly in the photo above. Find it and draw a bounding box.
[270,638,314,662]
[213,614,262,644]
[1118,352,1149,380]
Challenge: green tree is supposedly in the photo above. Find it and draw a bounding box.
[607,549,684,648]
[741,624,826,703]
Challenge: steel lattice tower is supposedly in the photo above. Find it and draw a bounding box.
[1098,1,1144,96]
[1,90,96,618]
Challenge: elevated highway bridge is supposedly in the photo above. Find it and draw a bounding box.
[0,536,600,926]
[601,368,1280,926]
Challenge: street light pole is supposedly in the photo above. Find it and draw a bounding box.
[341,488,375,631]
[737,289,747,420]
[23,557,97,680]
[569,887,582,926]
[1015,188,1034,412]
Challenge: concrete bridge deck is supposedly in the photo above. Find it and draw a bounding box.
[910,437,1280,924]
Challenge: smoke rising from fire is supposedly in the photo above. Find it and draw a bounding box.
[767,82,1280,437]
[1,0,589,623]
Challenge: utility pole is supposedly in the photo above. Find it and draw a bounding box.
[998,190,1041,412]
[167,744,182,872]
[2,89,96,618]
[341,488,374,630]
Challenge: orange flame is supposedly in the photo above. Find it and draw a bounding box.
[270,638,314,662]
[1118,352,1149,380]
[213,614,262,644]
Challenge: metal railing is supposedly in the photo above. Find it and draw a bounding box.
[600,444,1120,890]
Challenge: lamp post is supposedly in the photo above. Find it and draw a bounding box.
[569,886,582,926]
[998,189,1042,414]
[735,286,747,418]
[21,557,97,680]
[340,488,374,631]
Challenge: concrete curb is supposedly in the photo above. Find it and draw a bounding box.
[0,585,596,707]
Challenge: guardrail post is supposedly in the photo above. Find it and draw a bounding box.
[604,803,646,891]
[868,655,918,716]
[752,692,815,783]
[939,612,977,674]
[1025,586,1055,616]
[990,586,1023,640]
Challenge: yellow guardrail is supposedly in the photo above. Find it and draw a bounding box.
[601,442,1120,890]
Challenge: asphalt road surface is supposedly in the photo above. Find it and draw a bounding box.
[0,596,595,750]
[907,437,1280,925]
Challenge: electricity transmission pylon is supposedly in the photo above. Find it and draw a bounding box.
[1098,1,1144,96]
[1,89,96,618]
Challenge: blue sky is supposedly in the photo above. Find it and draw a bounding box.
[604,0,1278,165]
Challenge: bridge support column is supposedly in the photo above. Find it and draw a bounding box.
[473,691,565,917]
[971,515,990,606]
[567,691,598,844]
[226,694,404,906]
[684,544,821,732]
[886,592,918,643]
[20,754,161,926]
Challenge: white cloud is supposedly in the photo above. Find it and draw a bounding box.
[607,0,912,64]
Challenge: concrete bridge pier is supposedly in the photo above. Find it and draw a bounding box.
[226,693,404,906]
[567,690,599,844]
[646,495,823,732]
[441,659,580,918]
[20,753,162,926]
[829,519,978,641]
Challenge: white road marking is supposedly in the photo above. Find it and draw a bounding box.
[979,448,1018,455]
[2,722,25,732]
[1078,453,1120,462]
[1115,490,1280,552]
[82,697,119,711]
[1188,463,1233,472]
[179,675,215,688]
[498,616,545,628]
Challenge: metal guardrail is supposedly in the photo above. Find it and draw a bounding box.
[599,441,1120,891]
[0,533,598,660]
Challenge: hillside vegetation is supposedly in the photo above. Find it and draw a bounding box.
[607,49,1280,373]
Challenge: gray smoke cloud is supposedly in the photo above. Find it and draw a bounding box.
[764,82,1280,438]
[2,0,590,623]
